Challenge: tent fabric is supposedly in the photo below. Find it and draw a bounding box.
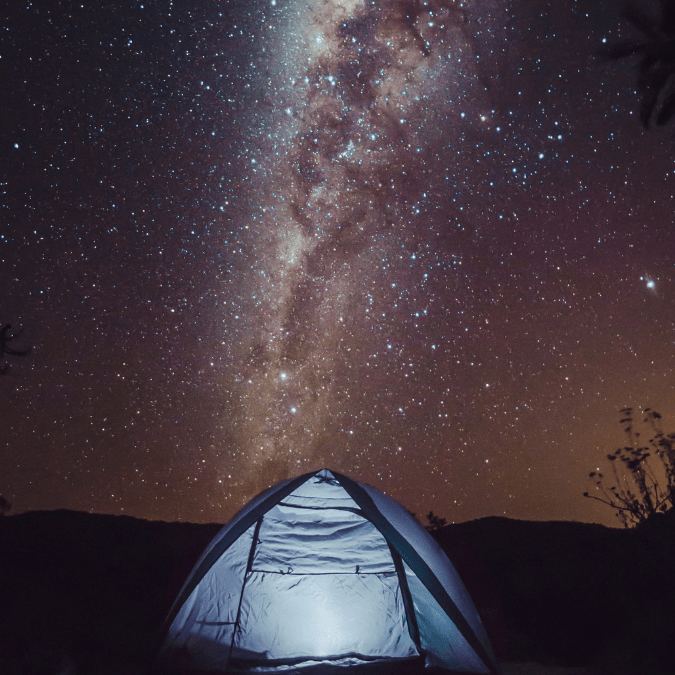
[154,469,500,675]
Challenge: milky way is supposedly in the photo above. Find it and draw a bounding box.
[2,0,675,525]
[226,0,483,484]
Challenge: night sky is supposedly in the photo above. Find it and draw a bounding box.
[2,0,674,526]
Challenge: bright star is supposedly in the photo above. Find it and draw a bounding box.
[641,275,656,290]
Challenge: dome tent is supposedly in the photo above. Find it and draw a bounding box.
[153,469,500,675]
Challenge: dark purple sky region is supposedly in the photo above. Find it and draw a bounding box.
[2,0,674,526]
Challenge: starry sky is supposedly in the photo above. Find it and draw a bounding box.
[2,0,674,526]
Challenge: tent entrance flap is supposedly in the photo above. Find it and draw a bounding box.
[232,572,418,663]
[231,502,418,663]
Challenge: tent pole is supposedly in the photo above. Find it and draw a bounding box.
[388,541,423,653]
[227,516,263,669]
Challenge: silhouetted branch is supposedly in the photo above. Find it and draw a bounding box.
[601,1,675,129]
[585,408,675,527]
[0,323,31,375]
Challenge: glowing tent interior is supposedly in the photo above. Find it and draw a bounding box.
[153,469,500,674]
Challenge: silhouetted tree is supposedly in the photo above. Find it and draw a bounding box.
[584,408,675,527]
[602,1,675,129]
[0,323,31,375]
[0,495,11,516]
[426,510,447,532]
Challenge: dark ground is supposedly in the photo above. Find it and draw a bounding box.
[1,510,673,675]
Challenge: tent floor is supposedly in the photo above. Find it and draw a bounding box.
[159,663,468,675]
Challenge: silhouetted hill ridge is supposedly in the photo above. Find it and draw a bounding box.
[1,510,673,674]
[0,509,220,674]
[435,515,675,673]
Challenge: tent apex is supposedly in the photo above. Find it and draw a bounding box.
[312,467,337,480]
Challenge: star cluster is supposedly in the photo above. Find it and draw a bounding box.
[2,0,674,525]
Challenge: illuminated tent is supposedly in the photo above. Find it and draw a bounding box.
[153,469,500,675]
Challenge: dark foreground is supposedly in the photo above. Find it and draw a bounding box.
[1,510,673,675]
